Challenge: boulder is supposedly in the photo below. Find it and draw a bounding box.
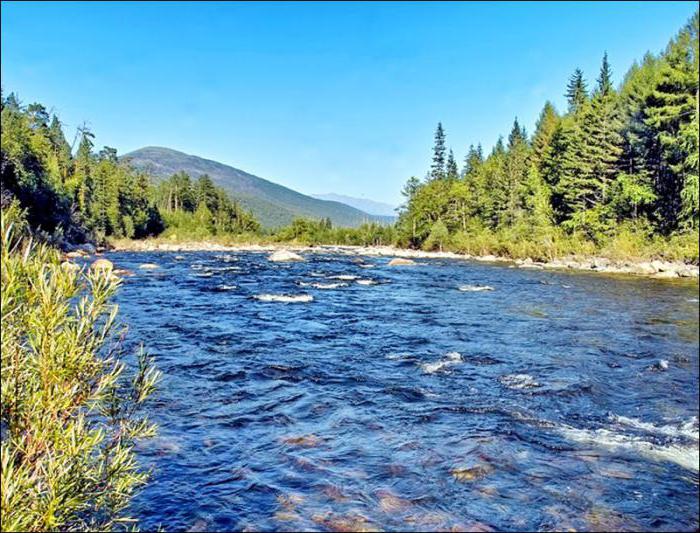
[636,262,657,275]
[388,257,416,266]
[66,251,84,259]
[268,250,304,262]
[677,265,699,278]
[139,263,159,270]
[90,258,113,272]
[653,270,678,279]
[78,243,97,255]
[650,260,666,272]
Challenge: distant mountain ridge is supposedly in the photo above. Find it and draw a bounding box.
[122,147,393,228]
[311,193,397,218]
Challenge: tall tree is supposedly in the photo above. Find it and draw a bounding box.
[596,52,614,96]
[531,102,560,167]
[566,68,588,114]
[642,12,699,231]
[446,149,459,180]
[429,122,446,180]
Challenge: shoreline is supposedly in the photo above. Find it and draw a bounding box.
[106,239,699,281]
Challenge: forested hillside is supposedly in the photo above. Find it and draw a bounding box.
[0,99,259,244]
[396,12,698,259]
[124,146,393,228]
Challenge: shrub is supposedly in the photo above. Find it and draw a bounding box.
[1,203,160,531]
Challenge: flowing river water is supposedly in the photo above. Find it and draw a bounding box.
[105,250,699,531]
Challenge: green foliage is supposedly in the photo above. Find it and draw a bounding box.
[155,172,260,238]
[399,11,699,260]
[1,204,160,531]
[272,217,394,246]
[423,219,449,251]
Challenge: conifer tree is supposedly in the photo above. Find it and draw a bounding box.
[430,122,446,180]
[566,69,588,114]
[596,52,614,96]
[531,102,559,167]
[643,12,699,231]
[446,149,459,180]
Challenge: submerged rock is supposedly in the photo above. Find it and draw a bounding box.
[281,434,321,447]
[450,464,493,482]
[388,257,416,266]
[311,512,380,533]
[139,263,159,270]
[376,489,412,514]
[269,250,304,262]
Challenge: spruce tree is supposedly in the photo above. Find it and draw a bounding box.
[642,12,699,231]
[596,52,614,96]
[446,149,459,180]
[430,122,446,180]
[566,69,588,114]
[531,102,559,167]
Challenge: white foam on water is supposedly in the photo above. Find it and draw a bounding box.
[313,282,348,289]
[254,294,314,303]
[458,285,495,292]
[356,279,377,285]
[359,264,374,269]
[421,352,463,374]
[204,266,241,272]
[557,423,699,472]
[329,274,359,280]
[687,298,699,303]
[499,373,540,389]
[612,415,699,442]
[299,281,347,289]
[217,285,237,291]
[196,272,214,277]
[215,254,238,262]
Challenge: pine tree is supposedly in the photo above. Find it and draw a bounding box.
[566,69,588,114]
[531,102,559,167]
[446,149,459,180]
[642,12,699,231]
[430,122,446,180]
[73,127,95,215]
[580,55,624,205]
[596,52,614,96]
[462,144,484,178]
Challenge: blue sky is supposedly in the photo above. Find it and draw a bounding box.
[2,1,696,205]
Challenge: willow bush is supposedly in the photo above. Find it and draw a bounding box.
[1,202,160,531]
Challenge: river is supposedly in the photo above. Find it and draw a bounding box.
[106,250,699,531]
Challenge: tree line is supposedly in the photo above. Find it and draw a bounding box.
[0,95,260,244]
[397,12,699,256]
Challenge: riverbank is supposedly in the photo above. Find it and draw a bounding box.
[107,238,699,280]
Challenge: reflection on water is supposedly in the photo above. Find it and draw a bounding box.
[104,250,699,531]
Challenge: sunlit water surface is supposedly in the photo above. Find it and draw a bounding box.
[105,251,699,532]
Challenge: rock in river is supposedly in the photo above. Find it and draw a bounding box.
[269,250,305,262]
[90,258,113,272]
[388,257,416,266]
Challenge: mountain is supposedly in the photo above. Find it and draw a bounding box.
[311,193,397,218]
[122,147,394,228]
